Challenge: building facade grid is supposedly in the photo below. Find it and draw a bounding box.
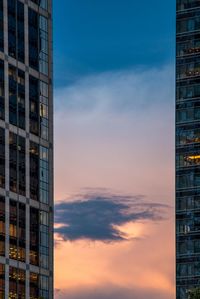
[0,0,54,298]
[176,1,200,298]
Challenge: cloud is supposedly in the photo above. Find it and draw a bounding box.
[54,189,169,242]
[54,66,174,202]
[55,285,172,299]
[55,65,174,115]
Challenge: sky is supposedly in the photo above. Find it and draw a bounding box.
[53,1,176,299]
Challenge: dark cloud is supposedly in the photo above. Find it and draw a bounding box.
[54,190,169,242]
[55,285,172,299]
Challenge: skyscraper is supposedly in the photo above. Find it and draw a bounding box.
[176,1,200,298]
[0,0,54,298]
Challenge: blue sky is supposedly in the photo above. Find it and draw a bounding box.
[53,0,175,87]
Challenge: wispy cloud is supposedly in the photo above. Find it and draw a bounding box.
[55,65,174,115]
[54,189,169,242]
[54,66,174,202]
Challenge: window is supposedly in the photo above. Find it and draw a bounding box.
[31,0,48,10]
[0,0,3,52]
[177,153,200,167]
[40,146,49,204]
[0,60,4,121]
[177,262,200,277]
[177,16,200,34]
[40,211,49,269]
[177,34,200,57]
[30,143,49,204]
[177,287,187,299]
[30,75,49,139]
[30,207,39,266]
[176,100,200,124]
[177,58,200,80]
[177,0,200,11]
[0,128,5,189]
[29,8,39,71]
[30,142,39,201]
[177,170,200,189]
[29,75,39,135]
[9,266,25,299]
[8,0,24,62]
[176,195,200,211]
[30,208,49,269]
[39,15,48,75]
[30,272,49,299]
[9,132,26,196]
[40,80,49,140]
[177,211,200,234]
[9,200,26,262]
[30,272,39,299]
[40,275,49,299]
[0,197,5,257]
[0,264,4,299]
[177,81,200,101]
[29,9,49,75]
[176,125,200,145]
[9,65,25,130]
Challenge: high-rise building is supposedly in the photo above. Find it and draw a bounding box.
[176,1,200,298]
[0,0,54,298]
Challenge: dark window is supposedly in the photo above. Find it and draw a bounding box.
[176,100,200,124]
[0,197,5,257]
[0,264,4,298]
[30,76,49,140]
[177,80,200,101]
[8,0,16,59]
[177,0,200,11]
[177,56,200,80]
[40,211,49,269]
[9,65,25,130]
[39,15,48,75]
[0,0,3,52]
[177,33,200,57]
[17,1,25,62]
[177,170,200,189]
[0,128,5,189]
[177,14,200,35]
[40,80,49,140]
[30,143,49,204]
[18,136,26,195]
[0,60,4,120]
[40,146,49,204]
[31,0,48,10]
[8,0,24,62]
[29,8,39,71]
[29,75,39,135]
[177,261,200,277]
[30,142,39,201]
[29,8,49,75]
[30,207,39,266]
[9,132,26,196]
[40,275,49,299]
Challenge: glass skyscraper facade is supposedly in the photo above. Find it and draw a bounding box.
[0,0,54,298]
[176,1,200,298]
